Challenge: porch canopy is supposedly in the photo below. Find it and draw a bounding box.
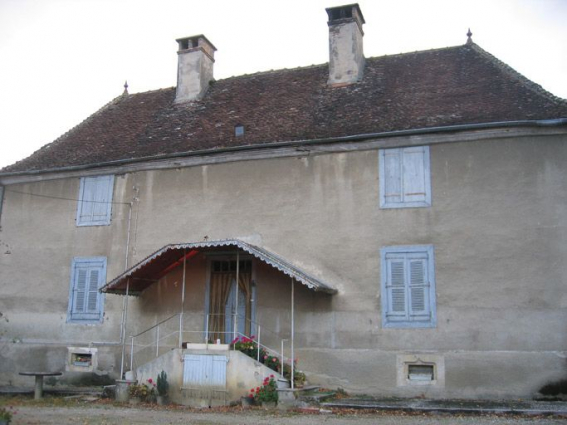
[101,239,337,295]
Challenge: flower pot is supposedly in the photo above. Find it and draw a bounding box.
[241,396,254,408]
[129,396,141,405]
[115,379,136,403]
[0,420,9,425]
[156,395,168,406]
[276,378,290,389]
[261,401,276,409]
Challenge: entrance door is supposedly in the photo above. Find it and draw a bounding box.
[207,259,254,343]
[225,280,247,339]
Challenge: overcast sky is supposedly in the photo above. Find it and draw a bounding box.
[0,0,565,170]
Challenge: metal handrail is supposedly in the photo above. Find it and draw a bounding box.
[129,312,292,380]
[130,313,180,338]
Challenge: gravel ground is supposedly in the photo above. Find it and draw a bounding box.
[8,405,567,425]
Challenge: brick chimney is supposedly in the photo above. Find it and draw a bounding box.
[175,35,217,103]
[326,4,365,86]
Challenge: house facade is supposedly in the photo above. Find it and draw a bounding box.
[1,4,566,400]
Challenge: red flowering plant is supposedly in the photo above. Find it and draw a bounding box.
[0,406,16,424]
[231,336,267,361]
[250,375,278,403]
[263,354,281,373]
[128,379,157,401]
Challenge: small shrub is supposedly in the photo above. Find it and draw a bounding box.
[156,371,169,397]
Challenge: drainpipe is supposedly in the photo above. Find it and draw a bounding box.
[119,278,130,378]
[234,251,240,342]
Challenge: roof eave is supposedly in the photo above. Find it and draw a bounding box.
[2,118,566,178]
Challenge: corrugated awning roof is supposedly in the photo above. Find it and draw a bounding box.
[101,239,337,295]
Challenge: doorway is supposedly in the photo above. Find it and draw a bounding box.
[207,259,254,343]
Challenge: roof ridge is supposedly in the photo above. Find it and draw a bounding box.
[468,42,567,105]
[215,63,327,82]
[367,43,464,61]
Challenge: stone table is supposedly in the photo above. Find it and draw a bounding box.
[19,371,62,400]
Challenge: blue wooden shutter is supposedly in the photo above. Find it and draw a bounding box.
[183,354,227,389]
[183,354,211,387]
[73,268,88,314]
[210,355,228,389]
[78,178,97,223]
[408,255,430,321]
[402,147,428,204]
[68,258,106,323]
[0,186,5,222]
[77,175,114,226]
[86,269,100,313]
[386,256,408,321]
[382,149,402,204]
[381,246,436,328]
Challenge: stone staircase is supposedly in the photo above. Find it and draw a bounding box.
[131,343,284,407]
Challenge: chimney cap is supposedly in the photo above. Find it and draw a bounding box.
[326,3,365,26]
[176,34,217,52]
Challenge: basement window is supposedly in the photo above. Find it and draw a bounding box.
[408,364,434,382]
[72,353,92,367]
[235,125,244,137]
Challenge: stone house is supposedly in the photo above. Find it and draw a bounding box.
[0,4,566,401]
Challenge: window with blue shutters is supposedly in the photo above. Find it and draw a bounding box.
[380,245,436,328]
[0,185,4,224]
[76,175,115,226]
[67,257,107,324]
[379,146,431,208]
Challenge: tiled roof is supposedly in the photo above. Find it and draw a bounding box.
[3,42,566,174]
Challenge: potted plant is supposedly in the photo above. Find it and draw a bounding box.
[241,390,255,408]
[128,380,153,404]
[0,406,15,425]
[253,375,278,408]
[156,371,169,405]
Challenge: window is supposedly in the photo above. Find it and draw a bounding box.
[0,185,4,223]
[380,245,436,328]
[408,364,435,381]
[234,125,244,137]
[76,175,114,226]
[67,257,107,324]
[379,146,431,208]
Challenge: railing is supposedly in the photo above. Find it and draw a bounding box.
[128,313,292,377]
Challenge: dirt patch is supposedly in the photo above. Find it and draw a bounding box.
[1,395,566,425]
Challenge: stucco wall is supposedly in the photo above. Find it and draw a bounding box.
[0,133,565,397]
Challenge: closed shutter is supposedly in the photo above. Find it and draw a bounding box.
[408,256,430,321]
[386,257,407,321]
[78,178,97,223]
[91,176,114,223]
[379,146,431,208]
[86,269,100,313]
[68,258,106,323]
[77,175,114,226]
[402,147,427,204]
[0,186,5,222]
[382,149,402,204]
[382,247,434,327]
[73,269,88,314]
